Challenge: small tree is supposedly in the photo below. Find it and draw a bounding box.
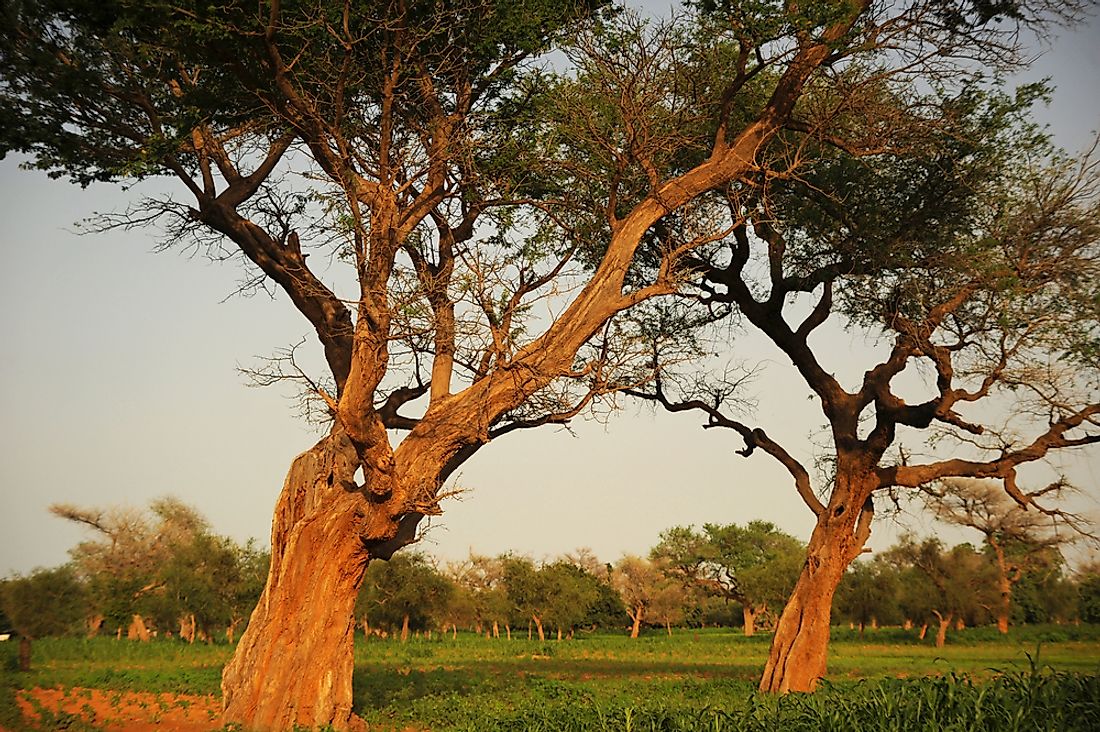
[357,554,452,642]
[887,538,997,647]
[1078,564,1100,623]
[540,562,600,640]
[612,555,663,638]
[834,558,901,634]
[0,566,86,670]
[923,478,1088,633]
[651,522,803,635]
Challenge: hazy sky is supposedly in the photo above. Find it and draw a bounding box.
[2,3,1099,577]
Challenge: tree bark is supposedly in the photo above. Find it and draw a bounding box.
[221,431,371,731]
[401,615,410,643]
[934,611,952,648]
[533,616,545,642]
[759,479,871,694]
[742,605,756,637]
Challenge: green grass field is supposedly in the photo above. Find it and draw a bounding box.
[2,626,1100,730]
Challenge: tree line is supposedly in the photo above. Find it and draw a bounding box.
[0,498,268,666]
[4,496,1099,662]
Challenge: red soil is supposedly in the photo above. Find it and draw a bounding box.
[14,686,222,731]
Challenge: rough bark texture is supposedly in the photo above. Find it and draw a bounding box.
[759,474,872,694]
[221,431,370,731]
[758,545,846,693]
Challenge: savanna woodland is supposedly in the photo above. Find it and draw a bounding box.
[2,0,1099,730]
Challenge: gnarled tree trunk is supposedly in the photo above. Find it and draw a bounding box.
[759,475,874,694]
[221,431,371,731]
[758,542,847,693]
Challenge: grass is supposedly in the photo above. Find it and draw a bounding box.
[1,626,1098,730]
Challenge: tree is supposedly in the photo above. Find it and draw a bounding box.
[0,566,86,669]
[540,561,600,639]
[447,553,513,638]
[4,0,1088,720]
[886,537,997,647]
[923,478,1088,633]
[356,553,452,642]
[613,555,662,638]
[651,521,803,635]
[51,497,213,637]
[834,558,901,634]
[626,1,1100,692]
[1079,564,1100,623]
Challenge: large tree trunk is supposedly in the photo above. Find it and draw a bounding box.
[221,431,371,731]
[759,477,873,694]
[533,615,545,642]
[759,544,848,693]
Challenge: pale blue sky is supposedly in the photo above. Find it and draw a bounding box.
[2,4,1098,576]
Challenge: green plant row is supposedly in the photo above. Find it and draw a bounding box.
[405,668,1100,732]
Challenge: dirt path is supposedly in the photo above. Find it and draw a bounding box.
[15,686,222,731]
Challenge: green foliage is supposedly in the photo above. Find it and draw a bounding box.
[358,553,453,634]
[834,558,902,629]
[1080,573,1100,624]
[651,521,804,621]
[0,566,86,639]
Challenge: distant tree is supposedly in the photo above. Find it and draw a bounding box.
[834,558,901,634]
[53,497,212,636]
[1010,555,1078,624]
[923,478,1089,632]
[886,538,998,647]
[500,556,548,641]
[540,562,600,640]
[1078,564,1100,623]
[0,566,86,670]
[357,553,452,642]
[53,497,267,642]
[651,522,803,635]
[612,555,664,638]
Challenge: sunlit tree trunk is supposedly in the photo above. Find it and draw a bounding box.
[759,531,849,693]
[933,611,953,648]
[759,469,873,693]
[629,606,643,639]
[533,616,545,642]
[221,431,371,731]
